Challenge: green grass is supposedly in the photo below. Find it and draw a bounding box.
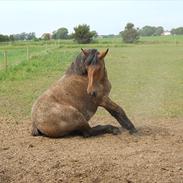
[0,36,183,121]
[0,45,49,70]
[0,48,78,119]
[140,35,183,44]
[106,45,183,118]
[1,35,183,68]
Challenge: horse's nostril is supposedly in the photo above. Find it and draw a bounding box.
[91,91,96,97]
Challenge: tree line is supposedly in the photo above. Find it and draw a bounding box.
[0,24,183,43]
[121,24,183,43]
[0,24,98,44]
[0,32,36,42]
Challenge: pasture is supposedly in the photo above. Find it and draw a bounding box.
[0,36,183,182]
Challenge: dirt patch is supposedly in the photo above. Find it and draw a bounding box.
[0,116,183,183]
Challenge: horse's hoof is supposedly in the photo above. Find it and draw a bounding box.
[112,127,121,135]
[129,128,138,134]
[82,131,91,138]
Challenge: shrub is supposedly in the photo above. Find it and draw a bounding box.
[121,23,139,43]
[73,24,97,44]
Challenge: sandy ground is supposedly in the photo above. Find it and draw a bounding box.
[0,115,183,183]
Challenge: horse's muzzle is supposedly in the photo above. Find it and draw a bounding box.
[91,91,97,97]
[87,90,97,97]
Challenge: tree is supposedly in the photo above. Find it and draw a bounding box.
[9,35,15,42]
[171,27,183,35]
[19,32,27,40]
[154,26,164,36]
[0,34,9,42]
[121,23,139,43]
[139,26,164,36]
[27,32,36,40]
[139,26,156,36]
[90,30,98,38]
[52,27,68,39]
[73,24,97,44]
[12,32,36,40]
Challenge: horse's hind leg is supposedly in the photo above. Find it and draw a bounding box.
[33,103,120,138]
[34,105,92,138]
[32,123,43,136]
[32,127,39,136]
[81,125,121,137]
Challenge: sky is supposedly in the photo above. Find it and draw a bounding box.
[0,0,183,37]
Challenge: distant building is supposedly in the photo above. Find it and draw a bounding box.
[161,31,171,36]
[41,33,52,40]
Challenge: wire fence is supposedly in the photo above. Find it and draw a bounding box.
[0,43,58,72]
[0,47,32,71]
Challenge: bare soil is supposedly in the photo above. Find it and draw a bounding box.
[0,115,183,183]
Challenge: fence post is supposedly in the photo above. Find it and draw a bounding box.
[46,41,48,50]
[4,50,8,72]
[27,46,29,61]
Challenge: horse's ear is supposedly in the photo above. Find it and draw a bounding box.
[99,49,109,59]
[81,48,88,56]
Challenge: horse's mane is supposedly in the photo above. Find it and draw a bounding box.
[66,49,99,76]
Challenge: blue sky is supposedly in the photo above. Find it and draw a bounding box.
[0,0,183,37]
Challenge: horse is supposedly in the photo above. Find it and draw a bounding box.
[31,48,137,138]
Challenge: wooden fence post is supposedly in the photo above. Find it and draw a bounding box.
[4,50,8,72]
[46,41,48,50]
[27,46,29,61]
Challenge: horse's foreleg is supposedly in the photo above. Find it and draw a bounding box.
[100,96,137,134]
[81,125,121,137]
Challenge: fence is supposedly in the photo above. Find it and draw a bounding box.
[0,42,58,72]
[0,47,30,72]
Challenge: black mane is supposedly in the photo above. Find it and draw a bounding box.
[66,49,99,75]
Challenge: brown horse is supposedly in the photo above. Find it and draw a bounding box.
[31,49,137,138]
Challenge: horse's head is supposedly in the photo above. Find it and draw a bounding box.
[81,48,109,97]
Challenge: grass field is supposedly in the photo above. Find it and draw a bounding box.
[0,36,183,120]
